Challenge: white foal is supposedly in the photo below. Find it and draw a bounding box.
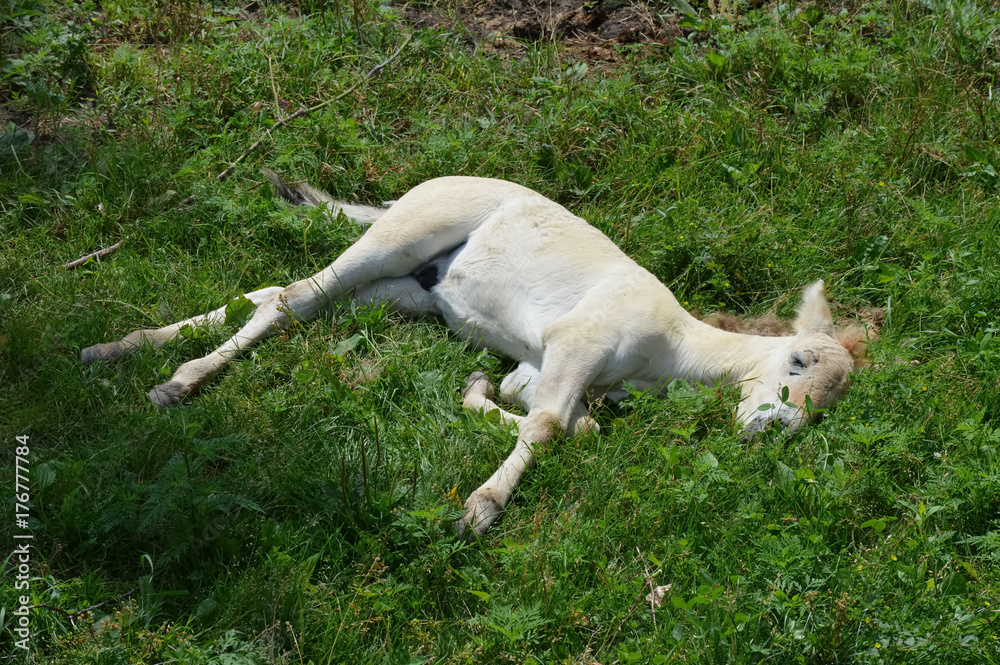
[83,175,866,537]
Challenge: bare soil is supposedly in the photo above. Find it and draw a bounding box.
[398,0,683,62]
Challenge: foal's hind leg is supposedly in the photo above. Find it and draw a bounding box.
[353,276,439,317]
[81,286,285,365]
[146,275,439,408]
[146,211,477,407]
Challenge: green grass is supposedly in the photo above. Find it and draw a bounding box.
[2,0,1000,662]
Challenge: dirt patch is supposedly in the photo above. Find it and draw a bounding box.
[399,0,682,62]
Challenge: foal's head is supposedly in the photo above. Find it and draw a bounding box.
[735,281,868,436]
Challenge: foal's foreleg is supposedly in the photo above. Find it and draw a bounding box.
[462,364,596,434]
[461,372,526,428]
[80,286,285,365]
[457,334,607,537]
[498,362,598,435]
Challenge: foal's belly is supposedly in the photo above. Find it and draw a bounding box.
[430,252,550,361]
[427,225,595,361]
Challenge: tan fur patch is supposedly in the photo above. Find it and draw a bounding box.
[700,312,792,337]
[836,325,869,370]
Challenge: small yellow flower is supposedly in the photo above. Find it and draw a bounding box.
[865,617,871,623]
[878,181,884,187]
[922,386,927,391]
[891,555,897,561]
[987,601,992,607]
[857,564,863,571]
[876,642,882,649]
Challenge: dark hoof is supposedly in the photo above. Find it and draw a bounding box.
[81,343,122,366]
[455,492,504,540]
[148,381,188,409]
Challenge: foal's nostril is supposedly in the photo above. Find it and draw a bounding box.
[740,414,775,442]
[740,410,800,442]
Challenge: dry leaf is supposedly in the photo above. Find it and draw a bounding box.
[646,584,672,608]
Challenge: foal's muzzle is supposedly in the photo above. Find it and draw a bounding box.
[739,411,804,443]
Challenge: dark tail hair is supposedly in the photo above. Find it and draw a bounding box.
[263,169,389,226]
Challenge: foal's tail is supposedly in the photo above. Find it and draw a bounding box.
[263,169,389,227]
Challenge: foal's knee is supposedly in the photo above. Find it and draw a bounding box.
[521,411,563,448]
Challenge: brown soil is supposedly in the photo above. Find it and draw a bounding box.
[398,0,683,62]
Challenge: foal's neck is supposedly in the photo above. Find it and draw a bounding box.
[666,314,788,386]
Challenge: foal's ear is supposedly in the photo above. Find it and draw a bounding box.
[794,280,835,336]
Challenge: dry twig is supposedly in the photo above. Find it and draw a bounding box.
[62,240,124,270]
[29,588,137,629]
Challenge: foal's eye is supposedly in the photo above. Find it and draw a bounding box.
[789,353,807,375]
